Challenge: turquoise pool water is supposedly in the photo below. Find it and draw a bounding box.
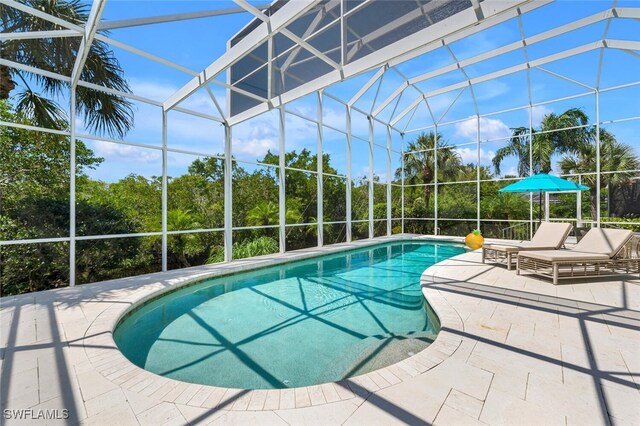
[114,240,466,389]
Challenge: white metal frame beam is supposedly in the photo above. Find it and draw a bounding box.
[280,1,340,74]
[390,40,609,126]
[1,0,84,32]
[376,7,615,121]
[348,65,386,106]
[67,0,106,287]
[344,0,446,63]
[234,0,341,72]
[71,0,106,87]
[0,57,224,123]
[229,0,369,93]
[223,0,542,125]
[164,0,322,111]
[0,29,81,40]
[97,4,270,30]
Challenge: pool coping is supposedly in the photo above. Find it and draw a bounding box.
[82,234,467,411]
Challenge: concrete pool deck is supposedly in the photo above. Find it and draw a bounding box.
[1,235,639,425]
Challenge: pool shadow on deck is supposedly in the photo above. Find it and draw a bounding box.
[0,286,142,425]
[423,273,640,424]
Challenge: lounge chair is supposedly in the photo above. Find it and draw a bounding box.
[482,222,573,270]
[516,228,640,285]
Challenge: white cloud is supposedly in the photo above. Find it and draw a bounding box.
[322,107,348,130]
[108,80,227,151]
[473,80,510,103]
[455,116,511,141]
[455,147,496,164]
[232,137,277,156]
[91,140,161,164]
[166,112,225,146]
[233,120,278,157]
[504,166,518,177]
[531,105,552,127]
[249,121,277,139]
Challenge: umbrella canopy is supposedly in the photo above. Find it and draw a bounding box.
[499,173,589,224]
[499,173,589,193]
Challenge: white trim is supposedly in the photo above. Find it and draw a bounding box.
[1,0,84,32]
[346,105,353,242]
[224,124,233,261]
[97,5,268,30]
[69,87,77,287]
[0,29,81,40]
[278,107,286,253]
[71,0,106,88]
[317,92,324,247]
[161,109,168,271]
[348,65,386,106]
[164,1,321,110]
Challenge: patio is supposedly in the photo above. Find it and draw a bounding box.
[2,0,640,424]
[1,236,638,425]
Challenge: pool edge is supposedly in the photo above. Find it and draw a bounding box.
[82,235,468,411]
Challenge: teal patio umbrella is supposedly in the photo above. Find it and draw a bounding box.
[499,173,589,223]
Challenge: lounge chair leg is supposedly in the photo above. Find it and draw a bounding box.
[553,264,559,285]
[516,256,520,275]
[482,248,485,264]
[507,253,512,271]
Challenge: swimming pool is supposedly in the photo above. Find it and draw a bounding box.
[114,240,466,389]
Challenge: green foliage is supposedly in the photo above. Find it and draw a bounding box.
[493,108,592,176]
[401,132,462,211]
[492,108,639,219]
[2,99,639,296]
[208,236,279,263]
[559,130,640,219]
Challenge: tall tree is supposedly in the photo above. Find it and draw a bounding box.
[559,130,639,219]
[1,0,134,137]
[399,132,461,209]
[493,108,591,176]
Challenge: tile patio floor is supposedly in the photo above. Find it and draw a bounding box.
[1,236,639,425]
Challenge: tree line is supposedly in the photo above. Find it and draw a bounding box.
[2,100,638,295]
[1,0,638,295]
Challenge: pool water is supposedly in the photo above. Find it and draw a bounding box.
[114,240,466,389]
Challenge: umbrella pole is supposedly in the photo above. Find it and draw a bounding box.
[539,190,542,225]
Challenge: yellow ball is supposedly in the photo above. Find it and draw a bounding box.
[465,232,484,250]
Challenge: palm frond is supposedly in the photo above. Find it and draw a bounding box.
[15,88,67,130]
[1,0,134,138]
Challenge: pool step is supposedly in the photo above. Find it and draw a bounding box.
[340,332,435,377]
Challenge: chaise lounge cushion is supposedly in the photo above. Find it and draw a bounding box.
[484,222,573,253]
[483,241,558,253]
[518,250,610,262]
[530,222,574,247]
[572,228,633,256]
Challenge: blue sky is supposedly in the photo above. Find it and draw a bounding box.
[27,0,640,182]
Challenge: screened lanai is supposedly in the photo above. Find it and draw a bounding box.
[1,0,639,292]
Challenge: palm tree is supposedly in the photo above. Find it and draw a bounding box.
[493,108,591,177]
[559,130,639,219]
[247,201,279,226]
[1,0,133,137]
[167,209,201,267]
[246,201,303,226]
[399,132,461,209]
